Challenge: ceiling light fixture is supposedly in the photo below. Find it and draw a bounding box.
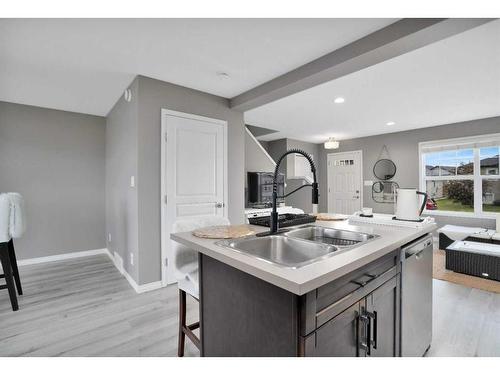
[333,97,345,104]
[324,137,340,149]
[386,121,396,126]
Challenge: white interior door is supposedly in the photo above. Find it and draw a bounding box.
[161,109,227,285]
[327,150,363,215]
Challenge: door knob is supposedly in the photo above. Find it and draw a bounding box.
[215,202,224,208]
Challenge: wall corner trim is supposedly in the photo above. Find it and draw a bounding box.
[103,249,163,294]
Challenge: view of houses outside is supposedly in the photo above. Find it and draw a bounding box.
[424,147,500,213]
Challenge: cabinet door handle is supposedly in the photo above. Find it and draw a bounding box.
[357,311,369,356]
[367,311,377,351]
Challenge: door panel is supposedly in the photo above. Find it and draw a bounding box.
[162,111,226,284]
[175,203,217,217]
[366,276,400,357]
[176,128,218,196]
[311,300,366,357]
[327,151,362,215]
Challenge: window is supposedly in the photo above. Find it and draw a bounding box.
[420,134,500,216]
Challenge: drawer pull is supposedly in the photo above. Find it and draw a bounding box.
[351,273,377,287]
[352,268,394,288]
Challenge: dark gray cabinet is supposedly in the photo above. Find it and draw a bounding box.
[311,300,365,356]
[306,276,400,357]
[366,275,400,357]
[199,249,401,357]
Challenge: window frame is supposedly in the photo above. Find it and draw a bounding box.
[419,133,500,218]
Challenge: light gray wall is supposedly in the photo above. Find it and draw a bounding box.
[286,139,322,213]
[266,139,288,166]
[245,129,275,174]
[319,116,500,228]
[266,138,321,213]
[105,78,140,281]
[259,140,270,153]
[244,128,276,207]
[136,76,245,284]
[0,101,106,259]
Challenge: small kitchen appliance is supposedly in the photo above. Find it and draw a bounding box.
[394,188,428,222]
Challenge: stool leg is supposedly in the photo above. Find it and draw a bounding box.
[8,240,22,295]
[178,289,186,357]
[0,243,18,311]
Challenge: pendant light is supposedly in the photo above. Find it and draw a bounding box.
[324,137,339,149]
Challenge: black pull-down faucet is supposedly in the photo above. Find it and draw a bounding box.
[270,149,319,234]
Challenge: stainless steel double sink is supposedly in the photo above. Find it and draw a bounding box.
[217,225,379,269]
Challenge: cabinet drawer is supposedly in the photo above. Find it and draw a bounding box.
[302,274,400,357]
[299,250,400,335]
[317,251,399,311]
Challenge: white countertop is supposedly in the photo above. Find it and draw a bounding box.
[171,220,437,295]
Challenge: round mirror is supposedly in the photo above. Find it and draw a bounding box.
[373,159,396,180]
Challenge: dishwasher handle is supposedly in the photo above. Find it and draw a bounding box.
[403,234,433,259]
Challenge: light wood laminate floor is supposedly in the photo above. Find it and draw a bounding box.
[0,255,499,356]
[0,255,199,356]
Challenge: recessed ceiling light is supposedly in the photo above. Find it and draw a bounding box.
[216,71,230,79]
[333,97,345,104]
[386,121,396,126]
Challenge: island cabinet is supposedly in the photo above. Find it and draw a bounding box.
[199,249,400,357]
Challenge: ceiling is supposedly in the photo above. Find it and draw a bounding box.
[245,19,500,143]
[0,18,395,116]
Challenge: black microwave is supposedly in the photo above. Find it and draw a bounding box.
[247,172,285,205]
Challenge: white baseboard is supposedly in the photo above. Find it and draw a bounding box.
[17,248,109,266]
[8,247,163,295]
[103,249,163,294]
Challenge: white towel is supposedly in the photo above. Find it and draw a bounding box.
[8,192,26,239]
[0,194,11,243]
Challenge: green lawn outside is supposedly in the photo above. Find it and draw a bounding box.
[483,204,500,213]
[434,198,474,212]
[433,198,500,213]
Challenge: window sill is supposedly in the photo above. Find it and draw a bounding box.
[423,210,498,220]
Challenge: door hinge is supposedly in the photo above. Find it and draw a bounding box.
[165,258,168,266]
[164,132,168,142]
[164,195,168,204]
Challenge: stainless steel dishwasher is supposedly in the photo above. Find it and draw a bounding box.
[401,233,433,357]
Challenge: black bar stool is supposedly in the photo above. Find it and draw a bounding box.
[0,193,24,311]
[0,239,22,311]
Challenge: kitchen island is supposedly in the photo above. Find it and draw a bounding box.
[171,219,436,357]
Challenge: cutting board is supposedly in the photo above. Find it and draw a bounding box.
[314,213,349,221]
[192,224,256,239]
